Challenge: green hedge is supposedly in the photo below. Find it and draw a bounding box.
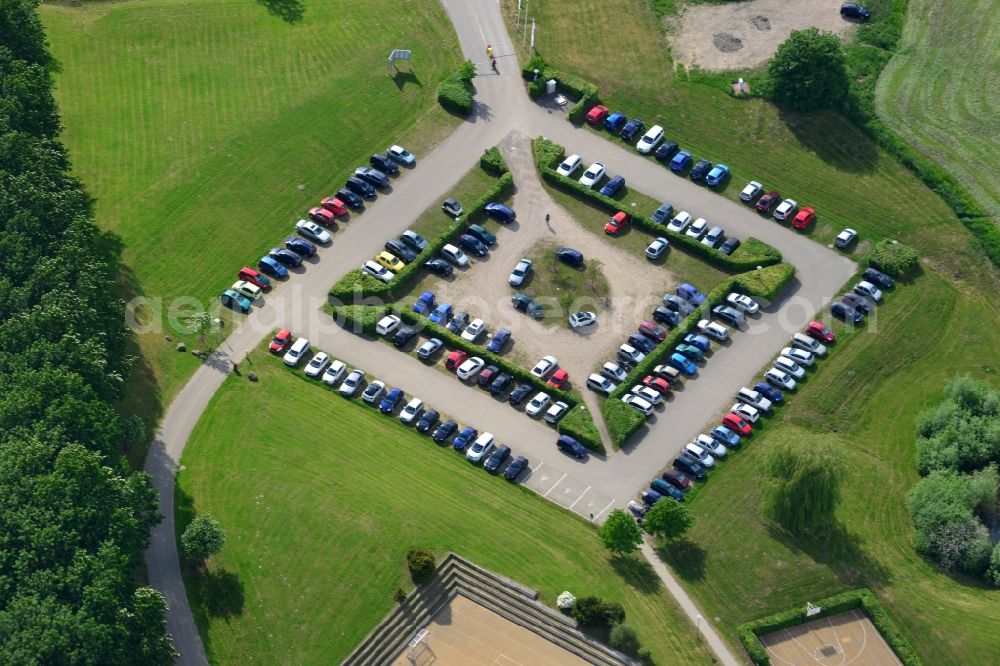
[737,588,922,666]
[330,304,393,336]
[437,61,476,116]
[519,56,598,122]
[557,403,603,452]
[730,263,796,302]
[868,239,918,278]
[328,268,390,303]
[603,398,646,449]
[479,147,509,176]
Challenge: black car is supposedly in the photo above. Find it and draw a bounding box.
[336,188,365,209]
[555,247,584,268]
[840,2,871,21]
[483,444,511,473]
[477,365,499,389]
[628,333,657,353]
[269,247,303,267]
[384,239,416,263]
[674,453,707,480]
[489,372,513,395]
[831,301,864,325]
[503,455,529,481]
[354,167,389,189]
[690,159,713,182]
[423,259,454,277]
[654,140,680,161]
[415,409,439,434]
[370,153,399,175]
[557,434,588,459]
[841,292,871,314]
[719,237,741,255]
[620,119,645,142]
[446,311,469,334]
[711,305,744,326]
[392,326,418,348]
[345,176,376,198]
[863,267,894,289]
[432,419,458,443]
[458,234,488,257]
[508,383,533,406]
[284,237,316,258]
[653,306,681,328]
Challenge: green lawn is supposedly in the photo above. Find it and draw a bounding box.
[41,0,462,424]
[521,240,611,324]
[876,0,1000,225]
[176,354,714,665]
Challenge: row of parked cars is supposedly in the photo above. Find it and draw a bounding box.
[830,267,894,324]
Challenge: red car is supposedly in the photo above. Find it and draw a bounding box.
[642,375,670,396]
[806,320,836,343]
[321,197,348,217]
[269,328,293,353]
[585,104,609,126]
[638,320,667,342]
[238,266,270,289]
[309,207,337,227]
[722,412,752,436]
[792,207,816,230]
[661,469,691,491]
[445,350,468,371]
[547,369,569,389]
[604,211,629,235]
[755,191,781,214]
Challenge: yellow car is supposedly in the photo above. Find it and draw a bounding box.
[375,251,405,272]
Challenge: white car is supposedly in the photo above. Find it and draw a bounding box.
[466,432,495,463]
[667,211,692,233]
[636,125,664,154]
[416,338,443,360]
[387,144,416,166]
[630,385,662,406]
[726,292,759,314]
[544,401,570,424]
[578,162,606,188]
[556,154,582,177]
[361,380,386,404]
[765,368,797,390]
[304,351,331,377]
[321,359,347,386]
[854,280,883,302]
[736,387,772,412]
[774,198,798,221]
[231,280,262,302]
[296,219,331,244]
[283,337,310,366]
[791,332,826,356]
[730,403,760,423]
[525,392,551,417]
[461,318,486,342]
[645,237,669,260]
[684,442,715,468]
[361,260,392,283]
[685,217,708,239]
[696,433,727,458]
[440,244,469,267]
[602,362,628,383]
[697,319,729,341]
[375,314,401,336]
[530,356,558,379]
[773,355,805,379]
[739,181,763,202]
[618,344,646,366]
[701,226,724,248]
[621,393,654,417]
[456,357,486,380]
[781,346,815,367]
[509,258,533,286]
[834,227,857,248]
[399,398,424,424]
[587,373,617,395]
[339,369,365,397]
[568,311,597,329]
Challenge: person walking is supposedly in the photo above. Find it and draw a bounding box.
[486,44,493,58]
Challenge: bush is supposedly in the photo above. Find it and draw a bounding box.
[406,547,436,584]
[329,304,392,336]
[557,404,602,452]
[988,544,1000,588]
[556,591,576,611]
[609,623,641,657]
[181,515,226,565]
[533,136,565,170]
[869,239,919,278]
[567,82,599,123]
[479,146,508,175]
[437,75,474,116]
[570,596,626,627]
[602,398,647,449]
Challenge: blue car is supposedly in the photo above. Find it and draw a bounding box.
[620,119,645,142]
[258,255,288,279]
[604,111,627,132]
[453,427,478,451]
[484,202,516,224]
[705,164,730,187]
[486,328,511,353]
[379,388,404,414]
[412,291,435,315]
[668,352,697,376]
[555,247,584,268]
[428,303,452,324]
[754,381,784,404]
[285,236,316,258]
[652,203,674,224]
[676,283,706,306]
[650,479,685,501]
[220,289,251,314]
[628,333,657,353]
[269,247,303,267]
[683,333,711,352]
[458,234,489,257]
[599,175,625,197]
[711,425,741,449]
[669,150,692,173]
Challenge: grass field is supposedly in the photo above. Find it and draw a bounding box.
[41,0,462,424]
[176,354,714,665]
[876,0,1000,224]
[523,240,611,323]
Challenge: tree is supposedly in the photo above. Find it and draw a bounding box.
[915,377,1000,474]
[643,499,693,540]
[570,596,625,627]
[765,28,850,112]
[988,544,1000,588]
[609,623,641,657]
[598,509,643,557]
[181,515,226,565]
[406,547,436,584]
[762,436,844,534]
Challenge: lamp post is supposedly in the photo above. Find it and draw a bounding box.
[695,614,703,641]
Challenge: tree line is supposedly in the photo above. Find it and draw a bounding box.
[0,1,173,662]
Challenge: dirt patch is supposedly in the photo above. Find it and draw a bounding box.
[671,0,855,71]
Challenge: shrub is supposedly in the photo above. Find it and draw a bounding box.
[479,146,508,175]
[571,596,626,627]
[122,414,146,444]
[457,60,476,82]
[602,398,647,449]
[567,82,599,123]
[869,239,919,278]
[988,544,1000,588]
[557,404,602,452]
[532,136,565,170]
[556,591,576,611]
[609,623,641,657]
[329,304,392,336]
[406,547,436,584]
[181,515,226,565]
[521,55,547,80]
[437,75,473,115]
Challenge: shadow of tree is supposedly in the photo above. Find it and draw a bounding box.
[764,521,892,589]
[256,0,304,24]
[660,539,706,582]
[201,569,246,619]
[610,554,662,594]
[777,108,878,174]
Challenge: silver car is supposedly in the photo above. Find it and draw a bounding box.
[509,258,533,286]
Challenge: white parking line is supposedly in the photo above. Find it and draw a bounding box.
[542,473,567,497]
[568,486,591,510]
[591,499,616,522]
[530,462,544,474]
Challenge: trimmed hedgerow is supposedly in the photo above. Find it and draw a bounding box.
[603,398,647,449]
[558,403,603,452]
[437,60,476,116]
[329,304,393,336]
[868,239,918,278]
[479,147,509,176]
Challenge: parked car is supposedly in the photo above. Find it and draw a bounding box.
[642,375,670,396]
[547,369,569,390]
[711,426,741,449]
[530,355,558,379]
[484,202,516,224]
[683,333,711,352]
[722,412,752,436]
[668,352,697,376]
[774,198,799,221]
[622,393,654,417]
[544,401,570,424]
[304,352,330,378]
[636,125,664,154]
[651,479,684,501]
[511,292,543,318]
[446,312,469,334]
[739,181,763,202]
[489,373,512,395]
[445,350,468,372]
[669,150,692,173]
[685,217,708,239]
[639,320,668,342]
[689,159,712,182]
[386,239,417,263]
[579,162,606,188]
[440,244,469,267]
[662,469,692,491]
[476,365,498,388]
[269,329,293,353]
[284,237,316,258]
[460,318,486,342]
[307,207,337,228]
[456,357,486,381]
[599,175,625,198]
[322,360,347,386]
[504,456,529,480]
[441,198,464,217]
[652,203,674,224]
[807,320,837,343]
[392,326,418,348]
[375,314,401,336]
[483,444,511,472]
[508,383,533,406]
[486,328,511,353]
[620,119,645,142]
[339,369,364,397]
[765,367,797,390]
[525,392,551,417]
[604,210,628,235]
[604,111,627,132]
[654,140,679,161]
[399,398,424,424]
[416,409,439,433]
[675,343,703,362]
[727,292,759,314]
[411,291,435,315]
[667,211,692,233]
[556,154,582,177]
[361,260,392,283]
[834,228,858,248]
[602,362,628,383]
[755,191,781,214]
[696,433,727,459]
[423,259,453,277]
[458,234,489,257]
[697,319,729,341]
[705,164,730,187]
[719,237,741,255]
[320,197,348,217]
[432,419,458,443]
[677,283,706,306]
[345,176,376,198]
[354,166,389,189]
[466,432,495,463]
[231,280,261,302]
[618,344,646,367]
[673,454,707,481]
[645,237,669,260]
[362,380,386,404]
[585,104,610,125]
[416,338,443,360]
[792,207,816,230]
[755,381,784,404]
[736,387,772,411]
[863,267,894,288]
[370,153,399,175]
[701,226,724,248]
[238,267,271,290]
[336,188,365,209]
[792,332,827,356]
[842,292,872,314]
[568,311,597,329]
[453,427,478,451]
[386,144,416,165]
[841,2,871,21]
[653,306,681,327]
[854,280,883,302]
[628,333,657,353]
[781,346,816,367]
[555,247,584,267]
[773,355,805,379]
[586,374,617,395]
[557,434,589,459]
[711,305,745,327]
[220,289,251,314]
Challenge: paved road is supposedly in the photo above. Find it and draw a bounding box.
[145,1,855,663]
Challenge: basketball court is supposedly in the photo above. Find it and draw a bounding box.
[759,609,902,666]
